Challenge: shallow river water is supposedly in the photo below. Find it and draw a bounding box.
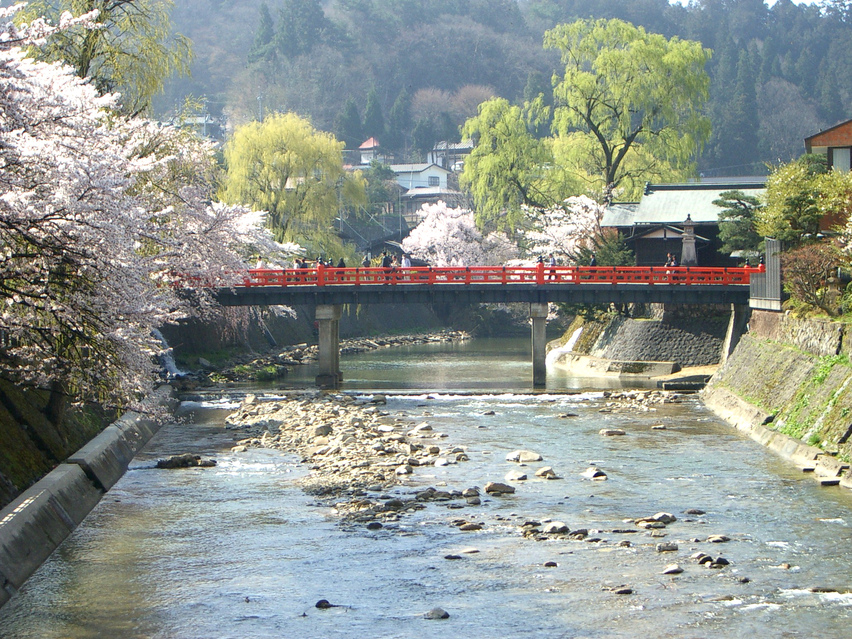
[2,338,852,638]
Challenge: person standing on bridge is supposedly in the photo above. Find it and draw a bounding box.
[547,253,557,281]
[401,253,411,268]
[337,258,345,268]
[362,254,370,268]
[381,251,392,281]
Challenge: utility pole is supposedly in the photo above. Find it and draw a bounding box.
[257,94,263,121]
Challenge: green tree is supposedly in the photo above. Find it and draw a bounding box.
[714,190,763,255]
[363,88,385,140]
[361,161,399,215]
[335,98,363,148]
[21,0,192,115]
[759,154,829,246]
[220,112,365,256]
[544,19,712,203]
[386,87,412,151]
[248,2,276,64]
[275,0,327,59]
[411,117,437,156]
[460,98,566,229]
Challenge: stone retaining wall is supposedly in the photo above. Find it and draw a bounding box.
[702,317,852,486]
[0,386,176,608]
[590,307,730,367]
[748,310,844,357]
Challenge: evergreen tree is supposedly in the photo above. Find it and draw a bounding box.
[412,118,437,156]
[248,3,276,64]
[275,0,327,59]
[386,87,412,151]
[731,49,760,171]
[363,88,385,140]
[335,99,363,149]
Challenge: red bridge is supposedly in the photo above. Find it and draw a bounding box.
[218,263,762,308]
[214,244,782,389]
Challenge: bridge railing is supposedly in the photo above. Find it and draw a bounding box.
[240,264,761,287]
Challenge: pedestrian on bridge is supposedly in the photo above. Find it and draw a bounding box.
[547,253,557,280]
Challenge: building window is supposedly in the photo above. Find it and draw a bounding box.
[428,175,440,187]
[832,147,851,172]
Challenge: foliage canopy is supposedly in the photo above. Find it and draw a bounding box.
[220,113,366,258]
[544,18,712,203]
[21,0,192,115]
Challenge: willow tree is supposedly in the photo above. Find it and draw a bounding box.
[221,113,365,257]
[460,97,575,230]
[545,19,712,203]
[20,0,192,115]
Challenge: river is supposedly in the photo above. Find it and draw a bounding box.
[2,337,852,638]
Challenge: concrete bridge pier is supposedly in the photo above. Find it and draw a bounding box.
[530,303,548,386]
[315,304,342,388]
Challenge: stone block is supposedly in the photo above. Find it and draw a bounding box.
[67,425,136,491]
[41,464,103,526]
[0,473,84,590]
[814,455,849,479]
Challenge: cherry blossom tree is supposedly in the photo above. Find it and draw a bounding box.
[401,201,517,267]
[520,196,605,262]
[0,6,278,415]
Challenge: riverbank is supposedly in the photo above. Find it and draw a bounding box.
[0,385,176,608]
[702,310,852,488]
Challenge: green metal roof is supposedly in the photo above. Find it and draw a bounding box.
[603,182,765,227]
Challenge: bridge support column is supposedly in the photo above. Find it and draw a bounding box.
[530,303,548,387]
[315,304,342,388]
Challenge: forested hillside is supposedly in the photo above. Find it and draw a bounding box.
[155,0,852,176]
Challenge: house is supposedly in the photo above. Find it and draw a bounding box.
[805,119,852,229]
[602,180,766,267]
[358,137,391,165]
[388,163,465,218]
[427,140,475,172]
[805,118,852,171]
[168,113,223,140]
[390,163,451,190]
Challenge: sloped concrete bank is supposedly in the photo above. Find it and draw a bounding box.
[702,310,852,487]
[0,385,177,608]
[549,304,732,381]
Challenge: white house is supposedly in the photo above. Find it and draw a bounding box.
[389,163,451,190]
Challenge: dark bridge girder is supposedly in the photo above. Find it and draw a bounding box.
[215,283,751,307]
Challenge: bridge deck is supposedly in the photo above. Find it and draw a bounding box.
[215,265,758,307]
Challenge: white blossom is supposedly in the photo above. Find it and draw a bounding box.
[520,195,605,261]
[402,201,518,267]
[0,8,279,409]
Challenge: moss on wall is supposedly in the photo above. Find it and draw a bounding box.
[0,380,113,510]
[708,330,852,462]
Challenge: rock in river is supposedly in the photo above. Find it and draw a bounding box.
[506,450,543,463]
[484,481,516,495]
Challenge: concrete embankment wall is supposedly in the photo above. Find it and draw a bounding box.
[549,304,732,376]
[702,310,852,483]
[0,385,176,608]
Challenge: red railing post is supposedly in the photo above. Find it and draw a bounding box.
[317,262,325,286]
[536,261,545,285]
